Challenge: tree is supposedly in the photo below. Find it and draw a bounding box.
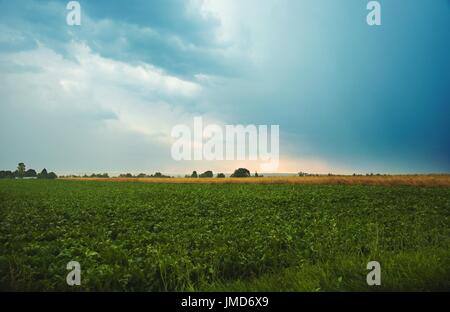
[191,171,198,178]
[199,170,213,178]
[90,173,110,178]
[217,173,226,178]
[38,168,48,179]
[231,168,251,178]
[152,172,170,178]
[47,172,58,179]
[119,173,133,178]
[25,169,37,178]
[0,171,14,179]
[17,163,26,178]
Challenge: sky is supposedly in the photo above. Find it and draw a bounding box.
[0,0,449,175]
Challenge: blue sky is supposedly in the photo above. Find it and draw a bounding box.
[0,0,449,174]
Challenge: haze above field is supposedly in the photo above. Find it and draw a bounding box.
[0,0,449,174]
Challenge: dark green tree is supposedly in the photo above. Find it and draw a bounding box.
[17,163,26,178]
[38,168,48,179]
[217,173,226,178]
[119,173,133,178]
[199,171,213,178]
[191,171,198,178]
[231,168,251,178]
[25,169,37,178]
[0,171,14,179]
[47,172,58,179]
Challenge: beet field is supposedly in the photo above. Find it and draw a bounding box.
[0,179,449,291]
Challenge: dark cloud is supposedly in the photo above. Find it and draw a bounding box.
[0,0,236,77]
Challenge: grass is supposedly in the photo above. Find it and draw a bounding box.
[0,179,449,291]
[202,249,450,291]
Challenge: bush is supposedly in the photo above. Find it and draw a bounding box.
[217,173,226,178]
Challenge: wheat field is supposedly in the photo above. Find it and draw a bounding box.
[62,175,450,187]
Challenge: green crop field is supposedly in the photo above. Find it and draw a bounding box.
[0,179,449,291]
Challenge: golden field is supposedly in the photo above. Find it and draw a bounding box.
[61,175,450,187]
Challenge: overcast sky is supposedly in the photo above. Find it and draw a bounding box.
[0,0,449,175]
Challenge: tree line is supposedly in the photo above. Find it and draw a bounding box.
[0,163,57,179]
[186,168,262,178]
[63,168,262,179]
[0,165,264,180]
[119,172,171,178]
